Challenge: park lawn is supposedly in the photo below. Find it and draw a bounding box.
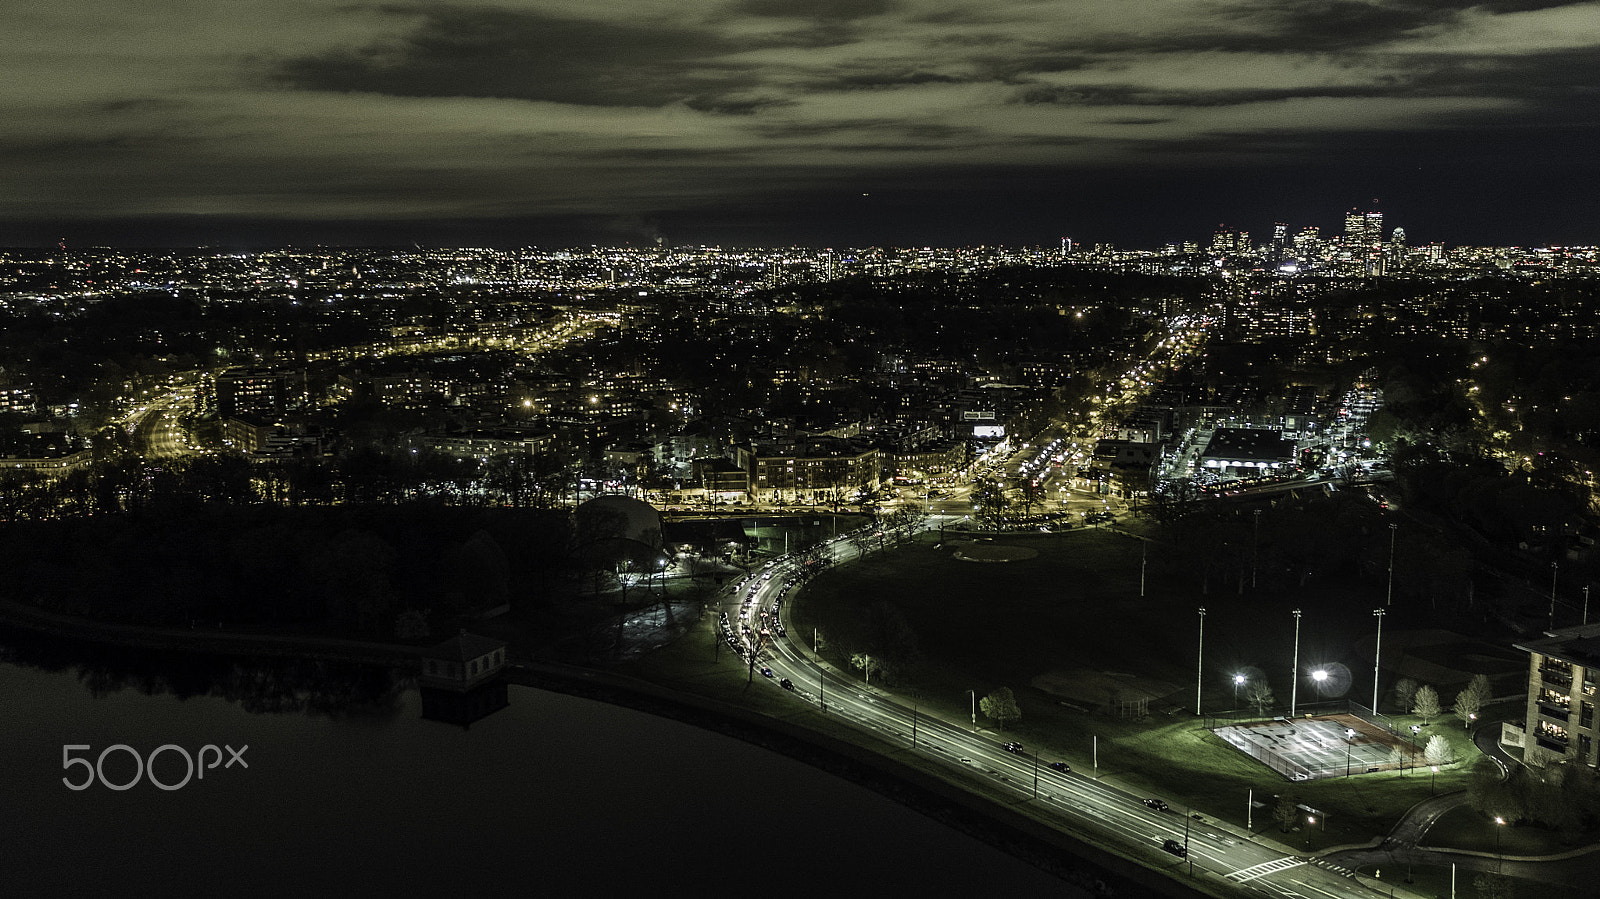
[1423,803,1597,857]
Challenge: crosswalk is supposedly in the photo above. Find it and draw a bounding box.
[1228,857,1306,882]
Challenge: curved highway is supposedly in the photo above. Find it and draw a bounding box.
[721,523,1410,899]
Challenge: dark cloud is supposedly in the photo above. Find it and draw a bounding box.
[732,0,897,20]
[274,7,747,108]
[813,68,971,90]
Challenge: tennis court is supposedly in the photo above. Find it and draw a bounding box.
[1215,712,1422,781]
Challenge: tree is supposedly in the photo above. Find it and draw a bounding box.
[1424,734,1453,765]
[1393,677,1420,712]
[1273,792,1300,832]
[1413,684,1441,725]
[851,652,882,685]
[980,687,1022,729]
[1246,680,1276,717]
[1454,687,1484,730]
[1466,673,1494,707]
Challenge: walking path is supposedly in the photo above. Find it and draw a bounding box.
[1323,721,1600,886]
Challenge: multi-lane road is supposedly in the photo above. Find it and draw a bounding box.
[721,528,1409,899]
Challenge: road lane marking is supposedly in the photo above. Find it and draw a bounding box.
[1229,857,1306,882]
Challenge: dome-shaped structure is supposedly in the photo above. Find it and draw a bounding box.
[575,494,663,550]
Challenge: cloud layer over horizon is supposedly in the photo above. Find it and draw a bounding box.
[3,0,1597,246]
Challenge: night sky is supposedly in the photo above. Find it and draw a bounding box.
[4,0,1597,248]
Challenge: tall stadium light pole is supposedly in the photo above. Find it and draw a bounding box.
[1290,609,1303,717]
[1252,509,1262,589]
[1140,540,1148,598]
[1385,522,1398,606]
[1372,608,1386,714]
[1196,607,1207,716]
[1550,561,1559,628]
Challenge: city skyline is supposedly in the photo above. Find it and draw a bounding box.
[3,1,1598,249]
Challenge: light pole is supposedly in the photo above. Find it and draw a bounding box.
[1234,673,1246,711]
[1550,561,1559,628]
[1252,508,1262,589]
[1345,727,1356,777]
[1196,607,1207,716]
[1431,764,1438,796]
[1372,608,1386,714]
[1140,539,1147,597]
[968,689,977,730]
[1290,609,1303,717]
[1494,815,1506,873]
[1386,522,1398,606]
[1313,668,1328,703]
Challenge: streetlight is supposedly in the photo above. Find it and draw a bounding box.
[1345,727,1357,777]
[1312,668,1328,700]
[968,689,977,730]
[1431,764,1439,796]
[1290,609,1303,717]
[1372,608,1386,714]
[1494,815,1506,873]
[1234,673,1246,710]
[1196,607,1207,716]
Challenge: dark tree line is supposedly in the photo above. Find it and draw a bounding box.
[0,503,569,635]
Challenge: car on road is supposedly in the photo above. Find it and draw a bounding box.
[779,677,793,690]
[1048,761,1070,772]
[1161,839,1187,858]
[1001,742,1025,754]
[1143,798,1169,811]
[760,666,773,678]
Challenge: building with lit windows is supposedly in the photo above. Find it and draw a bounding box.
[215,368,291,419]
[740,440,881,504]
[1513,623,1600,769]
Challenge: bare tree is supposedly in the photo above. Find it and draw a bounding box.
[1246,680,1276,717]
[1413,684,1442,726]
[1466,673,1494,707]
[1453,687,1484,730]
[1393,677,1420,712]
